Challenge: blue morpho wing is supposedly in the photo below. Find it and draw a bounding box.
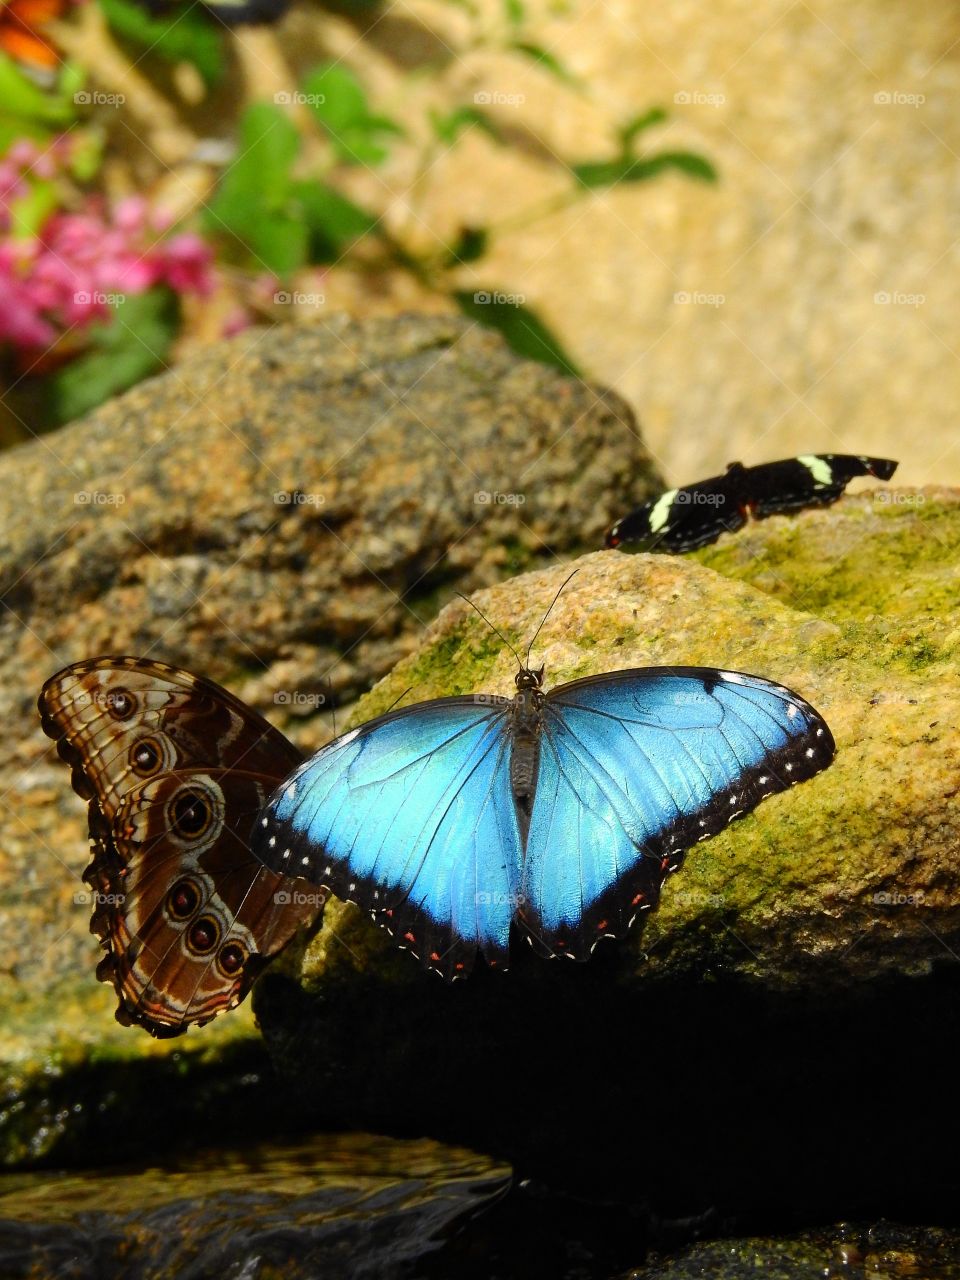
[254,697,523,977]
[516,668,834,960]
[253,666,834,977]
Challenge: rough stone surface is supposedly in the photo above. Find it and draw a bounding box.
[0,313,654,727]
[0,313,656,1165]
[630,1223,960,1280]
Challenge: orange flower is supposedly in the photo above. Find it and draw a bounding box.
[0,0,68,70]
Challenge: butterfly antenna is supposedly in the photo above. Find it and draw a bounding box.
[455,592,525,671]
[526,567,581,668]
[384,687,416,714]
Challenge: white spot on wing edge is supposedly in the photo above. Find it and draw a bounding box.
[648,488,679,533]
[797,453,833,486]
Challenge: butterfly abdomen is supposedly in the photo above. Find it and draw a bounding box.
[509,687,545,840]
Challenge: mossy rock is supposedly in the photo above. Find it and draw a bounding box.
[277,489,960,995]
[251,490,960,1203]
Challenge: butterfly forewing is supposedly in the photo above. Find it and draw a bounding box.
[515,668,835,958]
[39,657,319,1037]
[254,696,522,979]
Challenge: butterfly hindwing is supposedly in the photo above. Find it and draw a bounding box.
[516,667,835,959]
[39,657,319,1037]
[255,697,524,978]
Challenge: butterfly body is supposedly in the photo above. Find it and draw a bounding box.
[606,453,899,552]
[40,658,321,1037]
[253,659,835,979]
[507,667,546,841]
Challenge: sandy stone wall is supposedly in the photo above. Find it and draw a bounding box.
[330,0,960,486]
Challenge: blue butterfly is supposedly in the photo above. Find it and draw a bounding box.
[252,656,835,978]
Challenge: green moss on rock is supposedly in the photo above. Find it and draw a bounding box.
[295,495,960,994]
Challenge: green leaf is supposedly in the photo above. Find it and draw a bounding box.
[330,126,389,166]
[429,105,501,146]
[509,41,578,85]
[0,120,46,153]
[0,54,75,126]
[618,107,668,149]
[48,289,179,425]
[97,0,225,86]
[205,103,307,273]
[502,0,524,24]
[251,215,310,275]
[302,64,402,166]
[7,181,58,239]
[571,149,717,187]
[302,64,368,131]
[640,150,717,181]
[446,225,488,266]
[60,63,86,100]
[232,101,301,198]
[453,289,580,377]
[67,131,104,183]
[294,181,378,260]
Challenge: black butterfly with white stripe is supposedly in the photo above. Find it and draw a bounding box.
[606,454,898,554]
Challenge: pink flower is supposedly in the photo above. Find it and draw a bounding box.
[0,247,58,348]
[1,148,217,356]
[222,306,252,338]
[6,140,38,170]
[161,234,214,296]
[113,195,148,234]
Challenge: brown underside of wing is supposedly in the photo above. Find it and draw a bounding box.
[39,658,318,1037]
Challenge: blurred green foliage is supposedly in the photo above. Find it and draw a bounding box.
[1,0,717,436]
[48,290,179,424]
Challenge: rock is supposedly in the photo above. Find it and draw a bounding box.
[0,1134,510,1279]
[252,489,960,1203]
[628,1222,960,1280]
[0,313,654,725]
[267,491,960,994]
[0,313,656,1167]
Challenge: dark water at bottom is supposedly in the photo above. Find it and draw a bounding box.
[2,1134,960,1280]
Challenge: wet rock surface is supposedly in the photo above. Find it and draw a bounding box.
[0,1134,511,1280]
[626,1222,960,1280]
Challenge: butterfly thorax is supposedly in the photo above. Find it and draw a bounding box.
[509,667,545,840]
